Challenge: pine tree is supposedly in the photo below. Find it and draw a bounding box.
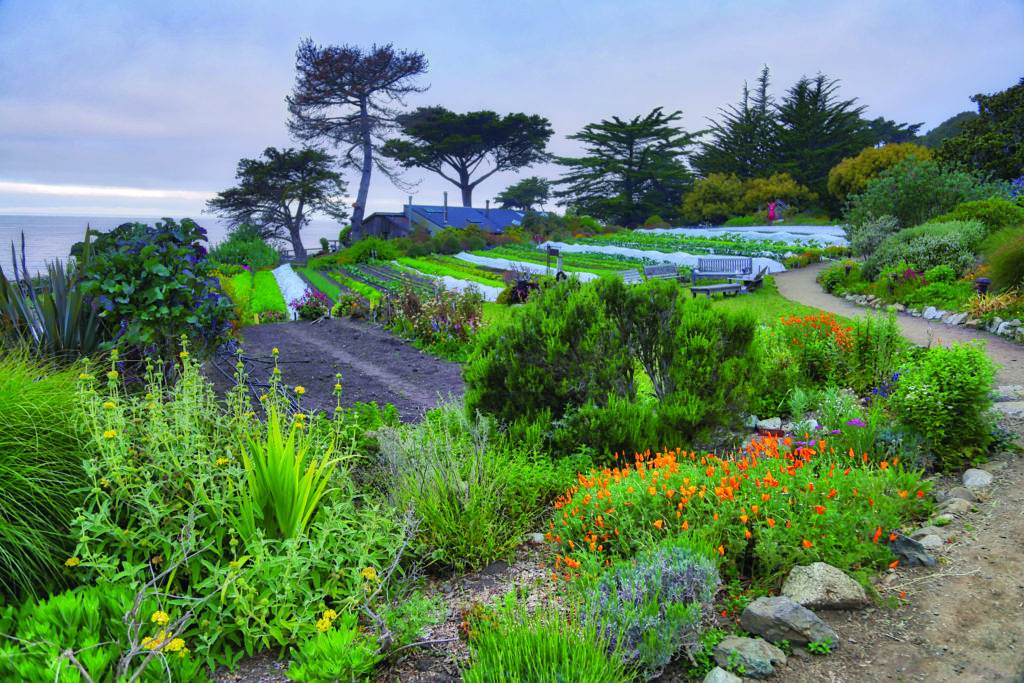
[692,66,777,179]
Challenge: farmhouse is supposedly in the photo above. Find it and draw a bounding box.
[362,200,525,239]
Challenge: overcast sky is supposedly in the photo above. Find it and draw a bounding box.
[1,0,1022,219]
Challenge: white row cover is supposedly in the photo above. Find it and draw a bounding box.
[271,263,306,320]
[635,225,849,247]
[538,241,787,274]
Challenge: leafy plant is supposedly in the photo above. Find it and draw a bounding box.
[889,342,996,470]
[864,220,986,280]
[462,593,628,683]
[845,313,907,396]
[209,224,279,268]
[807,639,834,655]
[286,611,381,682]
[984,228,1024,291]
[81,218,234,363]
[828,143,932,202]
[290,287,331,320]
[933,197,1024,235]
[0,351,89,599]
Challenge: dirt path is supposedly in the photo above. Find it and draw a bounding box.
[783,432,1024,682]
[230,319,464,421]
[774,263,1024,386]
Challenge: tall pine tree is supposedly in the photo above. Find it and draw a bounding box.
[692,66,777,179]
[774,74,874,203]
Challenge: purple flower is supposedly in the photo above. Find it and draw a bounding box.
[846,418,866,427]
[830,429,842,435]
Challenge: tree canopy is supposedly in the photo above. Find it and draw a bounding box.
[382,107,552,207]
[692,66,776,179]
[827,142,933,202]
[555,108,696,227]
[495,176,551,212]
[939,77,1024,180]
[206,147,348,259]
[287,40,428,237]
[919,111,978,149]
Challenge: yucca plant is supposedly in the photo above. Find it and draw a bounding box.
[237,406,337,542]
[0,231,104,359]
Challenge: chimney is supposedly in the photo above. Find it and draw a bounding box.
[443,191,448,225]
[485,199,490,217]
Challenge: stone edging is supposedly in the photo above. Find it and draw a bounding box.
[839,292,1024,342]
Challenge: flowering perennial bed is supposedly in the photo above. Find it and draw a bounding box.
[549,435,929,585]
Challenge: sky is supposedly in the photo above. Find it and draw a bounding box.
[1,0,1023,220]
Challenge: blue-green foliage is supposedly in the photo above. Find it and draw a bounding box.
[864,220,986,279]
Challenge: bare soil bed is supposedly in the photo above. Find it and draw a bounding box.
[216,318,465,421]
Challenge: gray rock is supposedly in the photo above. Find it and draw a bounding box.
[996,321,1014,336]
[894,303,906,312]
[744,414,760,429]
[781,562,869,610]
[923,306,939,320]
[526,532,546,545]
[988,317,1004,334]
[931,514,954,526]
[992,385,1024,402]
[740,596,838,646]
[1010,319,1021,327]
[962,468,993,489]
[713,636,787,679]
[887,532,937,567]
[994,400,1024,417]
[939,498,973,515]
[757,417,783,431]
[945,486,977,502]
[966,318,981,327]
[703,667,742,683]
[980,460,1007,473]
[918,534,943,550]
[944,312,968,326]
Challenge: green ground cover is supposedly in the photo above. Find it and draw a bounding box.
[397,256,507,287]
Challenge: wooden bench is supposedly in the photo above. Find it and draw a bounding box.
[617,268,643,284]
[691,256,753,284]
[690,267,768,298]
[643,264,683,281]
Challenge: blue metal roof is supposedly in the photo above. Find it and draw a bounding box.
[407,205,523,234]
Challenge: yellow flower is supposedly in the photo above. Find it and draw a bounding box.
[294,385,306,396]
[316,617,332,632]
[360,567,379,582]
[107,370,119,380]
[78,372,93,381]
[102,401,116,410]
[179,351,189,359]
[259,394,268,402]
[166,638,186,653]
[334,383,343,393]
[99,477,110,488]
[215,457,230,467]
[151,610,170,626]
[103,430,117,440]
[322,609,338,622]
[272,347,280,356]
[65,557,80,567]
[145,393,154,400]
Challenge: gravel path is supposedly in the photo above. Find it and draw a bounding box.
[774,262,1024,386]
[272,263,306,320]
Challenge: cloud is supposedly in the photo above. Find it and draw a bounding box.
[0,180,214,201]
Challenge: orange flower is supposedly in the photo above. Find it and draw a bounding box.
[739,514,749,524]
[751,505,759,515]
[916,490,925,499]
[814,505,826,515]
[647,486,657,496]
[766,517,776,528]
[717,545,725,556]
[889,560,899,569]
[872,526,882,544]
[898,490,908,499]
[880,461,889,470]
[899,591,907,599]
[801,539,813,549]
[681,520,689,531]
[888,532,897,542]
[653,519,664,529]
[761,493,770,502]
[744,529,752,540]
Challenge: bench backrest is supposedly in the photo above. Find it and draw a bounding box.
[618,269,643,283]
[696,256,752,274]
[643,264,680,279]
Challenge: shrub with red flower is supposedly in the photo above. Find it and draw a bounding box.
[779,313,852,383]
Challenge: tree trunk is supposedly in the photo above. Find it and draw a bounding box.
[288,224,307,260]
[459,169,473,207]
[351,97,373,240]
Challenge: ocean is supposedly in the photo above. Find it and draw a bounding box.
[0,214,346,277]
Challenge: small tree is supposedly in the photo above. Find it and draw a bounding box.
[741,173,817,214]
[495,176,551,212]
[682,173,745,223]
[207,147,348,260]
[693,65,777,179]
[288,40,428,238]
[382,107,552,207]
[827,143,932,203]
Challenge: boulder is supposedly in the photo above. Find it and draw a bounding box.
[757,417,783,431]
[945,486,977,503]
[887,532,937,567]
[962,468,993,489]
[993,401,1024,418]
[944,312,968,326]
[923,306,938,319]
[781,562,869,610]
[740,596,838,646]
[988,317,1004,334]
[911,525,948,540]
[713,636,787,680]
[996,321,1014,336]
[917,534,943,551]
[703,667,742,683]
[939,497,973,515]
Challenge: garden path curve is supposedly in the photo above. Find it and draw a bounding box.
[774,262,1024,386]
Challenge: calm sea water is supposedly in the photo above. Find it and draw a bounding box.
[0,214,345,277]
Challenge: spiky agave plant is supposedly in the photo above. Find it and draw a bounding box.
[0,230,104,359]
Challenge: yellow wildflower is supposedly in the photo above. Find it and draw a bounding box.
[322,609,338,622]
[360,567,379,582]
[215,457,230,467]
[166,638,186,653]
[179,351,189,360]
[107,370,119,380]
[102,401,116,410]
[65,557,80,567]
[103,430,117,440]
[259,394,268,402]
[78,372,93,381]
[316,617,332,632]
[294,385,306,396]
[272,347,279,356]
[151,610,170,626]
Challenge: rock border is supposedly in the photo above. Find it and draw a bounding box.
[839,293,1024,341]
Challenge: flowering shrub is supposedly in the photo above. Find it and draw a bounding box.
[778,313,851,384]
[889,342,995,470]
[549,435,929,585]
[577,539,719,678]
[389,285,483,344]
[290,287,331,320]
